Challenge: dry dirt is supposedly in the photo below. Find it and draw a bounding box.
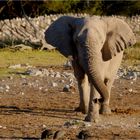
[0,67,140,140]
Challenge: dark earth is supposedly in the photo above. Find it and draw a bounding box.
[0,66,140,140]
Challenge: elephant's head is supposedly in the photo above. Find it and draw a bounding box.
[44,16,136,102]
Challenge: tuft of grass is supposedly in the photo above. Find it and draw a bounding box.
[0,50,67,68]
[123,42,140,66]
[0,42,139,77]
[0,50,67,77]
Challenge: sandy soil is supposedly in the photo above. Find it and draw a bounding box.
[0,67,140,140]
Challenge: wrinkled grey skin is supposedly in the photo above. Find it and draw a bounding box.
[45,16,136,122]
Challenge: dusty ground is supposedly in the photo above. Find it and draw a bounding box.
[0,66,140,140]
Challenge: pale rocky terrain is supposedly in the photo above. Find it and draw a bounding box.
[0,63,140,139]
[0,14,140,50]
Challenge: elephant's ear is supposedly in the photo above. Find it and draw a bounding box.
[102,18,136,61]
[44,16,76,57]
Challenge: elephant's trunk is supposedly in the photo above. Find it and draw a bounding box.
[83,42,109,103]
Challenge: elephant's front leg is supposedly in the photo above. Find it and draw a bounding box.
[77,74,90,114]
[100,78,112,115]
[72,60,90,114]
[85,84,100,122]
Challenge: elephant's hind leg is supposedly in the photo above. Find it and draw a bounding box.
[100,52,123,115]
[72,60,90,114]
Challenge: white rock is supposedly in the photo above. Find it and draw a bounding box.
[64,60,72,67]
[61,74,67,78]
[128,89,133,92]
[41,69,49,76]
[0,87,4,92]
[44,89,48,92]
[9,64,21,69]
[5,89,9,92]
[42,124,47,128]
[20,92,24,95]
[5,85,10,89]
[83,122,92,127]
[8,76,13,80]
[49,69,54,74]
[55,72,61,78]
[52,82,58,87]
[0,125,3,128]
[50,74,55,78]
[132,72,137,80]
[60,80,65,83]
[39,87,43,90]
[25,69,43,76]
[21,75,26,78]
[3,126,6,129]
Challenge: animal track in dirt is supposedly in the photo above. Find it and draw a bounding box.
[112,108,140,115]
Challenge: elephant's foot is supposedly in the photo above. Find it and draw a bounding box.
[84,102,99,123]
[100,104,111,115]
[75,105,88,114]
[85,115,99,123]
[84,112,99,123]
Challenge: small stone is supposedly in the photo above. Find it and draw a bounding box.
[3,126,6,129]
[44,89,48,92]
[20,75,26,78]
[61,74,67,78]
[20,92,24,95]
[22,82,28,86]
[69,78,74,83]
[42,124,47,128]
[39,87,43,90]
[0,87,4,92]
[49,69,54,74]
[63,85,70,92]
[25,69,43,76]
[0,125,3,128]
[50,74,55,78]
[77,130,90,139]
[60,80,65,83]
[133,72,137,80]
[137,122,140,128]
[34,70,43,76]
[55,72,61,78]
[9,64,21,69]
[83,122,92,127]
[52,82,58,87]
[70,85,76,92]
[128,89,133,92]
[4,85,9,89]
[8,76,13,80]
[41,129,54,139]
[5,89,9,92]
[41,69,49,76]
[64,60,72,67]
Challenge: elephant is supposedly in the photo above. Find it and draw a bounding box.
[44,16,136,122]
